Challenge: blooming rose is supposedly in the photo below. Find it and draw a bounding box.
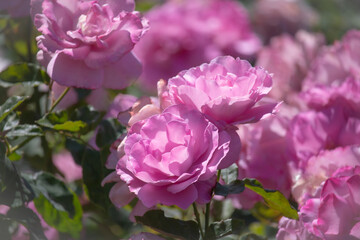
[31,0,149,89]
[292,146,360,204]
[278,166,360,240]
[0,0,30,17]
[163,56,277,125]
[116,104,233,209]
[134,0,261,92]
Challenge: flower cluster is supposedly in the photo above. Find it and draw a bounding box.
[104,55,277,210]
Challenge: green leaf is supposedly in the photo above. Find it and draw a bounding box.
[6,124,43,138]
[0,96,27,123]
[205,218,244,239]
[0,63,49,86]
[243,179,298,220]
[0,142,34,207]
[36,112,87,133]
[136,210,200,240]
[82,149,110,208]
[214,180,245,197]
[6,206,46,240]
[26,172,83,238]
[53,121,87,132]
[34,194,82,238]
[8,151,22,161]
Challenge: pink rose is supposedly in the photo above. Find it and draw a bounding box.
[163,56,277,125]
[302,76,360,114]
[116,105,233,209]
[303,30,360,90]
[278,166,360,239]
[292,146,360,204]
[134,0,261,92]
[31,0,149,89]
[232,111,293,209]
[0,0,30,17]
[52,150,83,182]
[256,31,324,102]
[286,106,360,169]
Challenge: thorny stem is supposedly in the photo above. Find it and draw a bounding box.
[48,87,70,113]
[193,203,205,240]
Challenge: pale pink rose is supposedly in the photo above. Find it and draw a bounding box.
[292,146,360,205]
[134,0,261,92]
[302,76,360,114]
[256,31,324,102]
[286,106,360,169]
[280,166,360,240]
[303,30,360,90]
[116,104,234,209]
[52,150,82,182]
[128,232,165,240]
[232,105,294,209]
[163,56,277,125]
[253,0,318,43]
[0,0,30,17]
[277,217,319,240]
[278,166,360,239]
[31,0,149,89]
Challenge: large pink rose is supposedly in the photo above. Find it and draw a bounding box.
[134,0,261,92]
[116,105,233,209]
[164,56,277,125]
[0,0,30,17]
[31,0,149,89]
[278,166,360,240]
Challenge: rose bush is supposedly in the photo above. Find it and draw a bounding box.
[31,0,149,89]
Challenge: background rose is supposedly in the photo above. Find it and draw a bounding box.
[116,105,232,209]
[278,166,360,240]
[256,31,324,102]
[0,0,30,17]
[164,56,277,125]
[134,0,261,92]
[31,0,149,89]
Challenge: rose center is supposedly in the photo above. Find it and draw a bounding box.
[77,4,111,37]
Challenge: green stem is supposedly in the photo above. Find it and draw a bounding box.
[192,203,205,240]
[204,202,210,237]
[48,87,70,113]
[9,136,35,154]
